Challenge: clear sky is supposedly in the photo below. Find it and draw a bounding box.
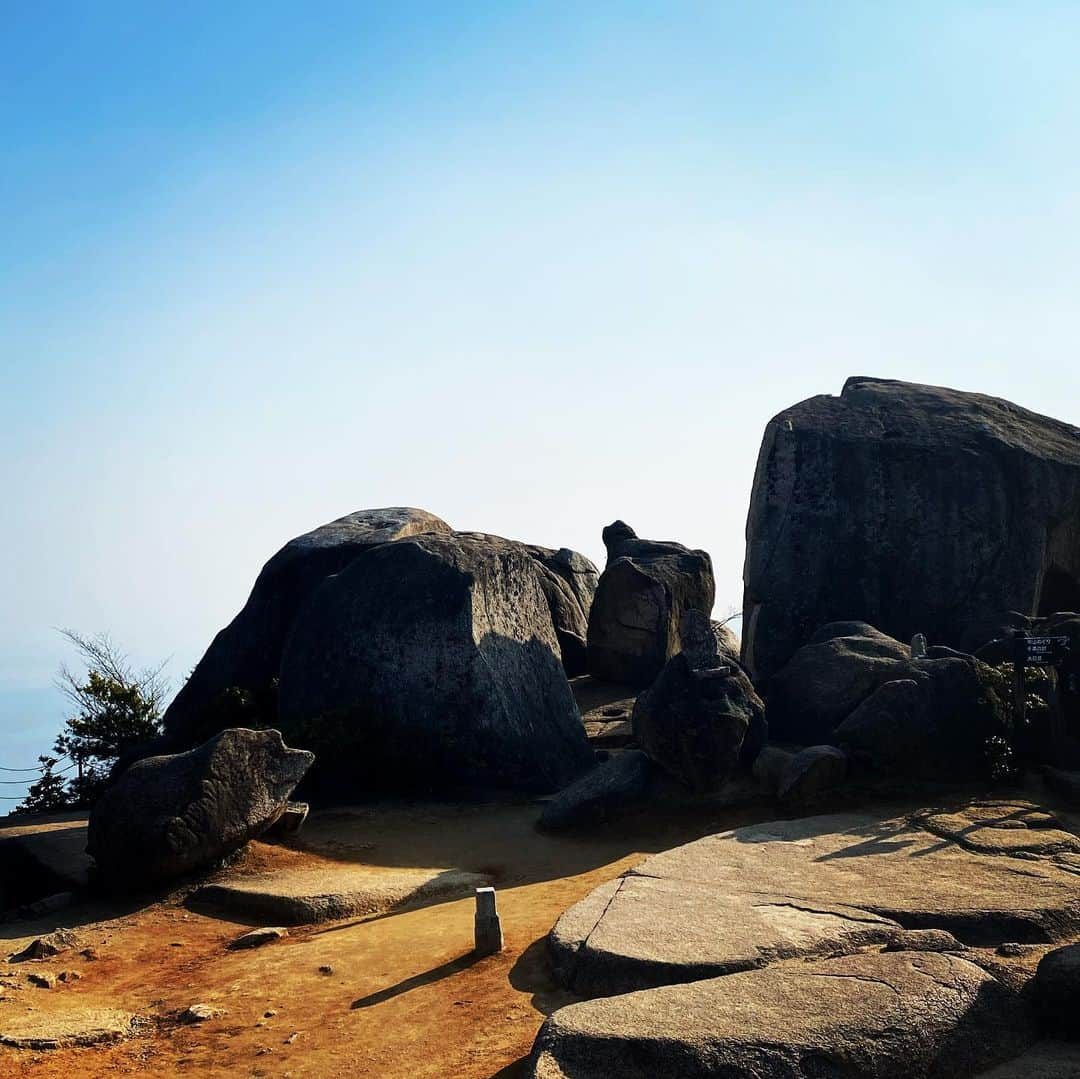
[4,2,1080,743]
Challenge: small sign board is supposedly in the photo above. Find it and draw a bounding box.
[1014,635,1071,667]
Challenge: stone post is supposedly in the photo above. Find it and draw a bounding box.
[474,886,503,956]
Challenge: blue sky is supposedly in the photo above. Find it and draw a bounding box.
[4,2,1080,768]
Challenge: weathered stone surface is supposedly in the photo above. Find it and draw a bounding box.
[1032,944,1080,1039]
[752,745,793,792]
[87,728,313,887]
[524,544,600,676]
[775,744,848,803]
[277,531,594,795]
[587,521,714,687]
[632,655,765,793]
[743,377,1080,683]
[918,802,1080,856]
[530,951,1030,1079]
[551,873,903,996]
[539,751,655,831]
[163,507,452,747]
[0,1008,134,1049]
[771,624,1012,771]
[550,807,1080,996]
[194,864,488,924]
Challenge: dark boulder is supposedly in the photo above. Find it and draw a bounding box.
[743,377,1080,683]
[767,623,911,741]
[587,521,714,687]
[539,750,655,831]
[87,728,313,887]
[1032,943,1080,1039]
[163,508,452,748]
[775,744,847,803]
[525,545,599,676]
[632,613,765,793]
[276,532,595,795]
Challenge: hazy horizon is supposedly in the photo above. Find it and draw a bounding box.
[6,3,1080,777]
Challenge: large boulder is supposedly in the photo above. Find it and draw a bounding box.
[87,728,313,887]
[767,623,1012,774]
[529,951,1029,1079]
[742,377,1080,683]
[632,613,766,793]
[587,521,714,687]
[276,532,595,795]
[163,507,452,748]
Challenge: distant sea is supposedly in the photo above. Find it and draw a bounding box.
[0,686,68,811]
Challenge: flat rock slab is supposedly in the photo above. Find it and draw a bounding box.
[552,804,1080,995]
[0,1008,134,1049]
[530,951,1030,1079]
[0,816,91,895]
[193,864,489,924]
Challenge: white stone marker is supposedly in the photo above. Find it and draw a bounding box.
[474,886,503,955]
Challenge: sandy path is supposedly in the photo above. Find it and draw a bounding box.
[0,799,768,1078]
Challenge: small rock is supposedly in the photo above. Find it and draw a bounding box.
[180,1003,220,1023]
[284,1032,300,1044]
[57,970,81,983]
[884,929,964,953]
[264,1009,278,1018]
[10,928,79,962]
[996,942,1029,958]
[318,965,333,976]
[776,745,848,803]
[79,947,99,961]
[228,927,288,951]
[27,972,56,989]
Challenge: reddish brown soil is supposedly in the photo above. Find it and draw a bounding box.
[0,799,770,1078]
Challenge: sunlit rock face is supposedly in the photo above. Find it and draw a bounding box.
[742,377,1080,684]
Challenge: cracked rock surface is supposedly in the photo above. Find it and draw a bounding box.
[532,801,1080,1078]
[530,951,1030,1079]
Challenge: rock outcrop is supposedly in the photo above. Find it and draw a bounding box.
[276,531,595,795]
[548,806,1080,998]
[529,951,1029,1079]
[87,728,313,887]
[631,613,765,793]
[163,508,452,748]
[742,377,1080,683]
[587,521,714,686]
[532,802,1079,1078]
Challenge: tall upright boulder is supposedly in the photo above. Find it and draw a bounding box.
[587,521,715,686]
[163,508,452,748]
[276,532,595,795]
[742,377,1080,683]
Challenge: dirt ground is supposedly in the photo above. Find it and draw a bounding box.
[0,797,775,1079]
